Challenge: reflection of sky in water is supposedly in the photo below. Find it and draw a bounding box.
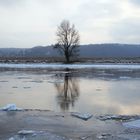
[0,69,140,115]
[78,79,140,115]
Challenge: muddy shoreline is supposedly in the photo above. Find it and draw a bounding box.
[1,110,140,140]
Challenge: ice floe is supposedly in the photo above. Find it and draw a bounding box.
[123,119,140,128]
[71,112,93,121]
[0,104,23,111]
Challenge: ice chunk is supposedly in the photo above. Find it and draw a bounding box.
[71,112,93,121]
[123,119,140,128]
[18,130,35,135]
[0,104,23,111]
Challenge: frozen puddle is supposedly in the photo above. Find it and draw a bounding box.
[9,130,70,140]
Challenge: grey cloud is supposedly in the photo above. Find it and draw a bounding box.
[78,0,122,18]
[72,0,123,31]
[0,0,140,48]
[110,19,140,43]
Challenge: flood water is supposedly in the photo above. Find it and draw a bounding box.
[0,64,140,115]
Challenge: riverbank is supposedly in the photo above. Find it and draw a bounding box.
[1,57,140,64]
[1,110,140,140]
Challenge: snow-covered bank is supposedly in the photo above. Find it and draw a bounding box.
[0,63,140,69]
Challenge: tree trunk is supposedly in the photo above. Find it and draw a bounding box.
[65,51,70,63]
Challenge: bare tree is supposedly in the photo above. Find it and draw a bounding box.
[54,20,80,63]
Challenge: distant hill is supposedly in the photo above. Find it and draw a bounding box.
[0,44,140,58]
[80,44,140,57]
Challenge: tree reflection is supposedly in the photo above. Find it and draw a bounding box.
[54,70,79,111]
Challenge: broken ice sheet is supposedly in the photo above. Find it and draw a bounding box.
[0,104,23,111]
[71,112,93,121]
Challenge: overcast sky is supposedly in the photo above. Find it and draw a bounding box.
[0,0,140,48]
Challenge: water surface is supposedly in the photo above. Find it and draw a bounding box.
[0,65,140,115]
